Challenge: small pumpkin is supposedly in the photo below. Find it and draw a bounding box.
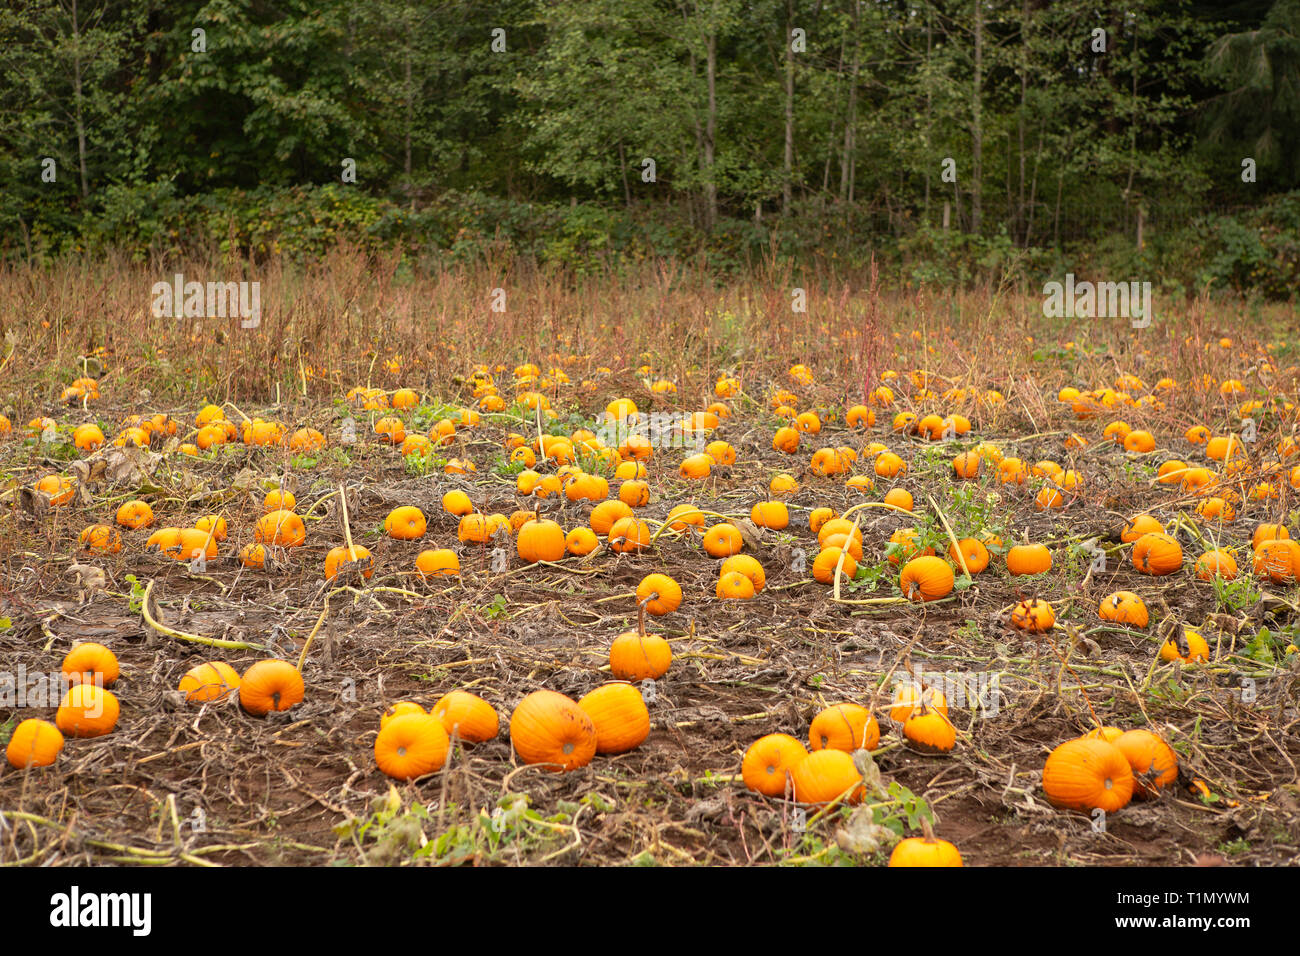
[789,749,864,805]
[1253,538,1300,583]
[609,632,671,680]
[1010,598,1055,632]
[1195,550,1238,581]
[6,718,65,769]
[809,703,879,753]
[1006,543,1052,575]
[1131,532,1183,576]
[742,733,808,797]
[431,691,500,743]
[720,554,766,592]
[56,684,120,738]
[702,523,744,558]
[509,690,598,772]
[381,701,427,728]
[903,708,956,753]
[1041,737,1134,813]
[517,519,567,562]
[607,516,651,553]
[750,500,789,530]
[255,509,306,548]
[385,506,427,540]
[1112,729,1178,799]
[812,546,858,583]
[888,820,963,867]
[947,538,989,574]
[79,524,122,554]
[578,682,650,754]
[178,661,242,703]
[325,544,374,581]
[415,549,460,578]
[899,555,955,602]
[1098,591,1148,628]
[1159,626,1209,663]
[716,570,756,599]
[239,660,305,716]
[374,714,450,780]
[1121,514,1164,542]
[61,642,119,687]
[637,573,682,615]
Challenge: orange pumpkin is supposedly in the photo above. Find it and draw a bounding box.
[178,661,241,703]
[1042,738,1134,813]
[415,549,460,578]
[1253,539,1300,583]
[78,524,122,554]
[6,718,65,769]
[789,749,864,805]
[637,573,682,615]
[903,708,957,753]
[812,546,858,583]
[947,537,989,574]
[742,733,808,797]
[255,510,306,548]
[509,690,598,772]
[578,683,650,754]
[375,714,450,780]
[1131,532,1183,576]
[325,545,374,581]
[61,642,119,687]
[1098,591,1148,628]
[239,660,305,716]
[384,506,427,540]
[1011,598,1055,632]
[607,516,650,553]
[431,691,500,743]
[517,519,567,562]
[702,523,744,558]
[55,685,120,738]
[1006,543,1051,575]
[716,570,756,599]
[809,703,879,753]
[609,632,672,680]
[1195,550,1238,581]
[720,554,765,593]
[899,556,955,602]
[1112,729,1178,799]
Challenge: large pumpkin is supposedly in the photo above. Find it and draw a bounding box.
[741,733,808,797]
[509,690,598,772]
[899,555,955,602]
[1042,738,1134,813]
[577,683,650,754]
[374,714,450,780]
[1131,532,1183,575]
[517,519,566,563]
[239,660,305,716]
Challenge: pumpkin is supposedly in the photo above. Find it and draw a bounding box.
[565,527,600,556]
[374,714,450,780]
[666,504,707,532]
[1006,543,1051,575]
[947,538,989,573]
[883,488,914,511]
[769,473,800,495]
[1123,430,1155,453]
[6,719,65,769]
[716,570,756,599]
[1011,598,1055,632]
[874,452,906,478]
[750,500,789,530]
[73,423,104,451]
[1253,539,1300,583]
[772,427,800,453]
[637,573,682,615]
[997,458,1027,484]
[1159,626,1210,663]
[610,632,672,680]
[255,510,306,548]
[239,660,305,716]
[509,690,598,772]
[78,525,122,554]
[384,506,427,540]
[1131,532,1183,575]
[1195,550,1238,581]
[810,447,847,476]
[194,515,228,541]
[1121,514,1164,542]
[415,548,460,578]
[1112,729,1178,799]
[177,662,241,703]
[517,519,567,562]
[263,489,296,513]
[812,546,858,583]
[846,405,875,428]
[809,703,879,752]
[742,733,808,797]
[819,518,864,548]
[588,500,632,536]
[381,701,427,729]
[1156,461,1188,484]
[1042,738,1134,813]
[619,480,650,507]
[889,824,963,867]
[442,490,474,516]
[1082,726,1124,743]
[61,642,119,687]
[55,685,120,738]
[899,556,955,602]
[1034,486,1065,510]
[702,523,744,557]
[903,708,956,753]
[1251,523,1290,551]
[720,554,766,592]
[789,749,864,805]
[1098,591,1148,628]
[952,451,980,479]
[706,440,736,465]
[431,691,499,743]
[1195,497,1235,522]
[885,527,930,565]
[325,544,374,581]
[578,683,650,754]
[808,507,837,533]
[822,531,864,561]
[114,500,154,530]
[607,516,650,553]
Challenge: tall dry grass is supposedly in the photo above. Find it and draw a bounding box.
[0,247,1289,426]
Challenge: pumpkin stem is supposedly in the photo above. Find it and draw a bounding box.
[919,815,937,843]
[338,481,355,553]
[637,600,646,638]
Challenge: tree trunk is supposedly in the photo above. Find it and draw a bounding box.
[704,29,718,230]
[783,0,794,214]
[839,1,860,204]
[71,0,89,199]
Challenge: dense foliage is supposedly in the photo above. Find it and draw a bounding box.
[2,0,1298,293]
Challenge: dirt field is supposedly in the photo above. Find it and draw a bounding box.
[2,300,1299,867]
